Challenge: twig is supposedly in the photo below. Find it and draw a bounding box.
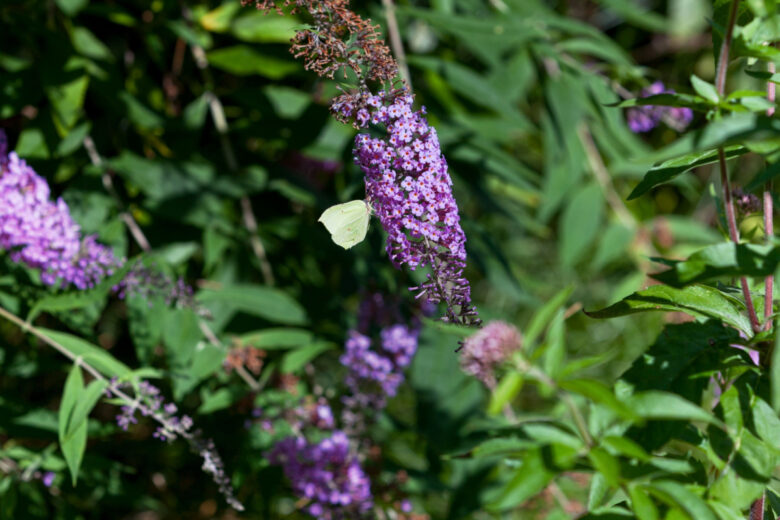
[381,0,412,89]
[199,320,262,392]
[0,303,245,510]
[185,16,275,286]
[83,136,152,253]
[578,124,635,229]
[714,0,761,334]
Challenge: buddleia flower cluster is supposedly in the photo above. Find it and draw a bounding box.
[342,90,479,325]
[459,321,523,388]
[245,0,480,327]
[268,431,373,520]
[0,130,119,289]
[625,81,694,133]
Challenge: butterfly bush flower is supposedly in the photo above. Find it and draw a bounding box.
[338,91,479,326]
[268,431,373,520]
[459,321,522,387]
[626,81,693,133]
[340,324,418,410]
[0,132,119,289]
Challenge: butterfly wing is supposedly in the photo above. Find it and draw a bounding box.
[318,200,370,249]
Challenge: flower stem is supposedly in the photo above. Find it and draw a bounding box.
[765,59,776,331]
[714,0,760,333]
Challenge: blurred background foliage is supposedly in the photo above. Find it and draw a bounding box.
[0,0,749,518]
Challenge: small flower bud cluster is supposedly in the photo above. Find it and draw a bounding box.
[733,187,762,215]
[113,380,193,441]
[268,431,373,520]
[626,81,693,133]
[341,90,479,326]
[116,263,195,307]
[459,321,522,387]
[0,132,119,289]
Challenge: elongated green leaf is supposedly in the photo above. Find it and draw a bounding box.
[486,448,553,511]
[691,74,719,104]
[629,485,659,520]
[626,391,722,426]
[197,284,307,325]
[207,45,298,79]
[281,342,332,373]
[651,242,780,286]
[628,146,746,200]
[58,365,86,485]
[588,447,621,487]
[39,329,131,379]
[584,284,753,336]
[648,481,717,520]
[488,372,523,416]
[559,379,639,421]
[524,286,573,349]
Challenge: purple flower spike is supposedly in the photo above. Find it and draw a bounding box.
[349,90,480,326]
[0,133,120,289]
[268,431,373,520]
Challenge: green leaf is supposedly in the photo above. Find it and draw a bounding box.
[486,448,554,511]
[627,146,746,200]
[651,242,780,286]
[542,310,566,379]
[524,286,573,349]
[71,27,113,61]
[588,447,621,487]
[559,379,639,421]
[647,481,717,520]
[691,74,720,104]
[559,183,603,268]
[602,436,650,461]
[281,342,333,373]
[197,284,307,325]
[47,76,89,133]
[239,328,313,349]
[39,329,131,379]
[207,45,299,79]
[231,12,299,42]
[629,485,659,520]
[626,391,722,426]
[584,284,753,336]
[58,365,86,485]
[55,0,88,16]
[488,372,523,416]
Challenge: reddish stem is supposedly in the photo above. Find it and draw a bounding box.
[765,60,776,330]
[715,0,761,334]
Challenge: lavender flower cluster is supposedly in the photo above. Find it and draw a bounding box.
[268,431,373,520]
[333,90,480,327]
[0,131,119,289]
[340,324,418,410]
[114,380,193,441]
[459,321,522,387]
[625,81,693,133]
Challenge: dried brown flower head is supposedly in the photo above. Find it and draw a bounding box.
[243,0,398,84]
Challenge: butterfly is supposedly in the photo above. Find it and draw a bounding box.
[318,200,371,249]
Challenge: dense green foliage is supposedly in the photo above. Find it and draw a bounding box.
[5,0,780,518]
